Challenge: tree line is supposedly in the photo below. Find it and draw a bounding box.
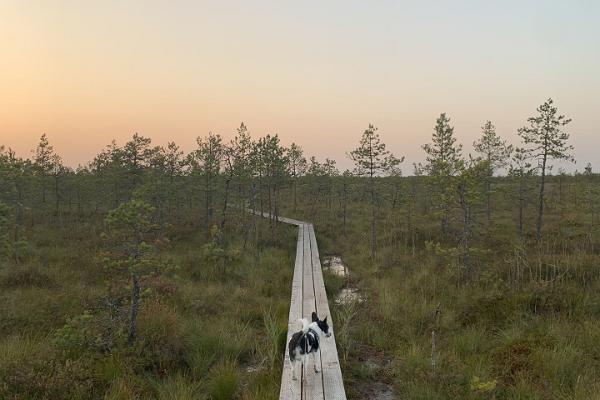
[1,97,596,272]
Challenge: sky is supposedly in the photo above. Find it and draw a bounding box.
[1,0,599,172]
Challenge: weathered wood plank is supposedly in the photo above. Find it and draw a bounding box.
[248,209,303,226]
[309,224,347,400]
[254,210,346,400]
[279,224,304,400]
[302,224,325,400]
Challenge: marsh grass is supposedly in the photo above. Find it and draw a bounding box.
[0,219,293,399]
[260,306,286,369]
[152,374,202,400]
[287,187,600,399]
[333,299,360,367]
[209,359,240,400]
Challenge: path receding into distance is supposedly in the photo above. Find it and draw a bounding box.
[255,212,347,400]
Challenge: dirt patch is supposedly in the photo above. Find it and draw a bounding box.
[348,344,397,399]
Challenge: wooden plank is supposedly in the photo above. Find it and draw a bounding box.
[253,209,346,400]
[309,224,347,400]
[248,209,304,226]
[302,224,325,399]
[279,224,304,400]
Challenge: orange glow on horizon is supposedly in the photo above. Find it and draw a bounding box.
[1,1,598,171]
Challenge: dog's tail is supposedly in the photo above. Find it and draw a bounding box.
[297,318,309,334]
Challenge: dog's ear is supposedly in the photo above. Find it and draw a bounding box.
[323,316,328,323]
[311,312,318,322]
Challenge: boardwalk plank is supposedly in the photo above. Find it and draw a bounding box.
[257,212,346,400]
[309,225,347,400]
[279,224,304,400]
[302,224,324,400]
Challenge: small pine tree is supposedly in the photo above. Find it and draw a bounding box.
[508,148,536,240]
[422,113,463,234]
[456,157,487,272]
[473,121,513,223]
[33,133,56,204]
[189,133,223,233]
[349,124,403,261]
[287,143,307,212]
[104,200,167,344]
[518,98,573,241]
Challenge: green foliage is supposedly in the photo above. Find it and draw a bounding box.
[104,199,168,276]
[199,225,240,279]
[0,201,12,261]
[260,306,285,369]
[209,360,239,400]
[333,299,360,366]
[133,301,186,372]
[0,264,52,288]
[349,124,403,178]
[54,311,105,356]
[1,112,598,399]
[349,124,403,260]
[518,98,573,240]
[422,113,463,177]
[518,98,573,163]
[473,120,513,173]
[153,374,201,400]
[422,113,464,233]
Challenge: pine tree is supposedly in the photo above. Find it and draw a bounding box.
[189,133,223,233]
[456,157,487,271]
[230,123,253,215]
[473,121,513,223]
[104,200,167,344]
[340,169,352,236]
[287,143,307,212]
[422,114,463,234]
[122,133,153,196]
[33,134,55,205]
[349,124,403,261]
[322,158,339,210]
[518,98,573,241]
[508,147,536,240]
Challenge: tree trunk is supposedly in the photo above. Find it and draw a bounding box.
[293,178,297,212]
[54,176,60,216]
[273,184,279,241]
[205,172,211,234]
[259,174,264,217]
[536,155,547,241]
[458,182,471,273]
[244,183,257,249]
[267,181,273,239]
[343,184,347,236]
[128,273,141,344]
[42,176,46,204]
[486,178,491,224]
[221,177,231,229]
[518,192,524,240]
[370,176,376,261]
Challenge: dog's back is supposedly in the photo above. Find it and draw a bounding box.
[288,330,304,361]
[288,327,319,361]
[288,313,328,380]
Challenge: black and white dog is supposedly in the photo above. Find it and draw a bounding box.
[288,311,331,381]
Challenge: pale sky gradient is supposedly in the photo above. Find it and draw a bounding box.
[1,1,599,172]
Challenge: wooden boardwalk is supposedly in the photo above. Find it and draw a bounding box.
[254,212,347,400]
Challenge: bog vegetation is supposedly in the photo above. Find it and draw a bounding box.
[1,98,598,399]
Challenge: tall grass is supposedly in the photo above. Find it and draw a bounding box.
[0,218,295,399]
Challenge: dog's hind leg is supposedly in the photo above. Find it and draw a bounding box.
[291,358,297,380]
[302,354,307,382]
